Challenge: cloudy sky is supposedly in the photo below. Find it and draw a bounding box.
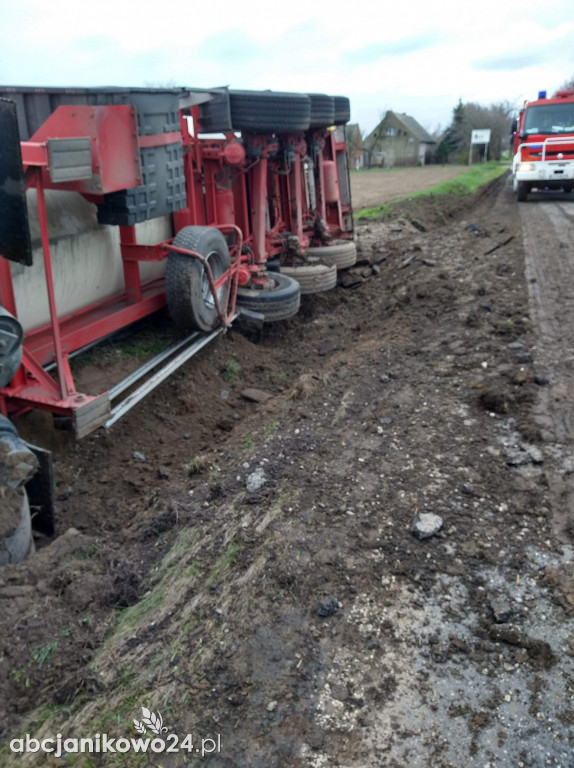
[1,0,573,136]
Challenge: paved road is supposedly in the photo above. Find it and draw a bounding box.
[520,186,574,539]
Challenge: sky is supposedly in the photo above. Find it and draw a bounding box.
[1,0,573,137]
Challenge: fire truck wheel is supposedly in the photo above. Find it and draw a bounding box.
[166,227,230,332]
[280,259,337,294]
[0,488,33,566]
[333,96,351,125]
[307,94,336,128]
[228,91,311,133]
[236,273,301,322]
[516,181,529,202]
[305,241,357,270]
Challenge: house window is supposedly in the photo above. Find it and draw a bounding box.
[385,127,395,137]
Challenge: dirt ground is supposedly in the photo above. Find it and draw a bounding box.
[350,166,470,210]
[1,173,574,768]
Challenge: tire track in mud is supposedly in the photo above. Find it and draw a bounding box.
[520,189,574,541]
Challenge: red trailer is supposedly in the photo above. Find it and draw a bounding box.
[0,86,355,441]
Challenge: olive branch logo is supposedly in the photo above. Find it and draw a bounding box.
[133,707,168,736]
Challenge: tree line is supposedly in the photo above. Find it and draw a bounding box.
[437,100,514,163]
[439,74,574,163]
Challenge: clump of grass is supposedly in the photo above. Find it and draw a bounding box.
[183,455,210,476]
[222,360,242,383]
[289,372,331,401]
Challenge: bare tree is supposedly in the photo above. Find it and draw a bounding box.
[558,75,574,90]
[443,100,514,162]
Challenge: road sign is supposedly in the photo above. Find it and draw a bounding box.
[471,129,491,144]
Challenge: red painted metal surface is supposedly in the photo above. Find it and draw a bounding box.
[29,105,142,194]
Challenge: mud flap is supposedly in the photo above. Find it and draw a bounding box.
[0,98,32,266]
[25,443,55,536]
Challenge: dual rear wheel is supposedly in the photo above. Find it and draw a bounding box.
[166,228,357,329]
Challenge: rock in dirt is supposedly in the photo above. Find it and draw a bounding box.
[0,432,39,489]
[524,444,543,464]
[399,255,416,269]
[317,595,340,617]
[241,388,273,404]
[412,513,444,540]
[132,451,146,462]
[246,468,267,493]
[488,594,513,623]
[534,373,550,386]
[340,272,363,288]
[318,340,338,356]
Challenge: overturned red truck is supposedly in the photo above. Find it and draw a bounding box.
[0,86,355,440]
[512,88,574,201]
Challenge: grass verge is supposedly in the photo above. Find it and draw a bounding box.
[354,162,509,219]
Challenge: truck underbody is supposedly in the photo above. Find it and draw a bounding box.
[0,84,355,560]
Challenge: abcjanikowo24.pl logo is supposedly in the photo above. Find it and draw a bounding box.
[10,707,222,758]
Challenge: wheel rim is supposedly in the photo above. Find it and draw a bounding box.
[201,250,225,309]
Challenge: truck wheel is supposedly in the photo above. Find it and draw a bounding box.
[307,94,335,128]
[236,273,301,322]
[166,226,230,332]
[306,241,357,270]
[333,96,351,125]
[280,258,337,294]
[228,91,311,133]
[516,181,529,202]
[0,488,33,566]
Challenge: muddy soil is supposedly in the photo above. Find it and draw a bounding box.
[1,174,574,768]
[350,166,469,210]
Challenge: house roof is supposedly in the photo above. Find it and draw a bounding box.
[365,111,436,147]
[395,113,436,144]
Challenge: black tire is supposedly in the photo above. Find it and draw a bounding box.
[0,306,24,388]
[333,96,351,125]
[0,414,19,437]
[516,181,529,202]
[236,273,301,322]
[229,90,311,133]
[0,489,33,566]
[306,241,357,270]
[0,346,22,388]
[280,258,337,294]
[166,226,230,332]
[307,94,335,128]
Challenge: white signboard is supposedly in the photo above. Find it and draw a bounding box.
[471,129,491,144]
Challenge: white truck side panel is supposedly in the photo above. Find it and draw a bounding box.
[9,191,171,332]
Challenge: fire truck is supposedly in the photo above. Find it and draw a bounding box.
[512,88,574,201]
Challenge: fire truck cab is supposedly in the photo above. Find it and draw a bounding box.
[512,89,574,201]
